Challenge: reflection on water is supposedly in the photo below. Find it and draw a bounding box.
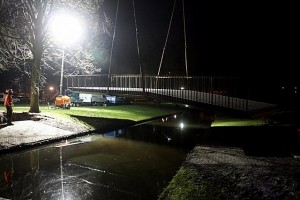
[0,111,212,200]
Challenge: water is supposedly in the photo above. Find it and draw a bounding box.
[0,111,212,200]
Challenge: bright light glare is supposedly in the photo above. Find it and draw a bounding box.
[50,14,82,45]
[180,122,184,129]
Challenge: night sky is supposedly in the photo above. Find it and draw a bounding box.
[102,0,297,79]
[0,0,298,95]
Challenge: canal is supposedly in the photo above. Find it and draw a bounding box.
[0,111,212,200]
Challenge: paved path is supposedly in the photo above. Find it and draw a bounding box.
[184,146,300,199]
[0,115,90,154]
[0,121,74,149]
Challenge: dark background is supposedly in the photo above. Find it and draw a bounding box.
[1,0,298,105]
[103,0,297,78]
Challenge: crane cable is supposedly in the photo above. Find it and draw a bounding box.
[157,0,177,78]
[132,0,142,76]
[107,0,119,92]
[182,0,188,77]
[157,0,188,78]
[132,0,145,93]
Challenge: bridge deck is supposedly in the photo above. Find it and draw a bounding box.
[68,87,276,112]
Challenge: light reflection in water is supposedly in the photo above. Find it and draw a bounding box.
[0,137,189,199]
[0,111,213,199]
[60,146,64,200]
[180,122,184,129]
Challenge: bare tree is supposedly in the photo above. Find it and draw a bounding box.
[0,0,110,112]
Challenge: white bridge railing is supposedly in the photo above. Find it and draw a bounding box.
[66,74,275,112]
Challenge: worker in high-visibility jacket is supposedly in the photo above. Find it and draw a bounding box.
[4,89,14,125]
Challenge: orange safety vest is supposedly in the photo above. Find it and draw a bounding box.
[4,95,13,107]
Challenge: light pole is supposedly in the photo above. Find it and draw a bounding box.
[60,49,65,95]
[50,13,83,96]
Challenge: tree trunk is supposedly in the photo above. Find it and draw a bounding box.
[29,53,42,113]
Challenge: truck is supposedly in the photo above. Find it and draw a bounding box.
[65,90,128,106]
[91,94,109,106]
[70,91,84,106]
[72,93,108,106]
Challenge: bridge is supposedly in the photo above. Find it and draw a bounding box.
[66,74,276,112]
[60,1,275,113]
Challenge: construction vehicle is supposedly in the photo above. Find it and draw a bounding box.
[54,95,71,109]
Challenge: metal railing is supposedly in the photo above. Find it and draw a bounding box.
[66,74,249,111]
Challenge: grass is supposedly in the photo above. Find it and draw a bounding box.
[158,166,225,200]
[211,116,264,127]
[1,103,183,122]
[1,103,270,127]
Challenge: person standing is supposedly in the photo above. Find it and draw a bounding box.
[4,89,14,125]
